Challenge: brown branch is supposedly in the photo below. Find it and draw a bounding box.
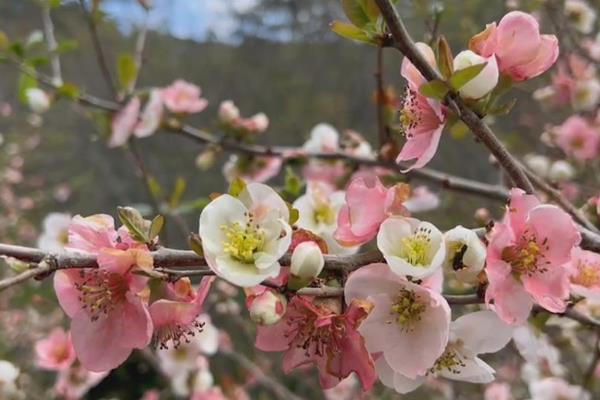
[374,0,535,194]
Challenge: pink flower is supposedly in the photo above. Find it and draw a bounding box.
[109,97,141,148]
[190,387,228,400]
[149,276,214,349]
[484,382,513,400]
[470,11,559,82]
[222,154,282,183]
[54,214,154,371]
[334,174,410,247]
[134,89,163,138]
[161,79,208,114]
[35,327,76,371]
[566,247,600,299]
[54,363,108,400]
[403,185,440,213]
[255,296,377,390]
[529,377,590,400]
[553,116,599,161]
[345,263,450,381]
[397,43,446,170]
[485,189,581,325]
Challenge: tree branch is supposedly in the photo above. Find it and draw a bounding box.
[41,3,62,86]
[374,0,535,194]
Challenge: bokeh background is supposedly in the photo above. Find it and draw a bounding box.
[0,0,582,398]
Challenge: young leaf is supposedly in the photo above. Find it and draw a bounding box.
[449,63,486,90]
[341,0,370,27]
[0,30,9,51]
[169,177,187,208]
[436,35,454,79]
[117,53,137,90]
[229,177,246,197]
[18,73,37,104]
[56,82,80,100]
[283,167,303,198]
[56,39,78,54]
[330,21,372,43]
[488,98,517,116]
[359,0,380,22]
[188,233,204,257]
[149,215,165,241]
[288,205,300,225]
[117,206,150,243]
[418,79,449,100]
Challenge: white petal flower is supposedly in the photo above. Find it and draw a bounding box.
[37,212,72,252]
[572,78,600,111]
[303,123,339,153]
[25,88,50,114]
[134,89,163,138]
[199,183,291,287]
[0,360,21,399]
[443,225,486,283]
[548,160,575,182]
[524,154,551,179]
[290,241,324,279]
[293,181,359,255]
[403,186,440,213]
[218,100,240,122]
[453,50,499,99]
[377,217,445,279]
[529,377,590,400]
[565,0,596,34]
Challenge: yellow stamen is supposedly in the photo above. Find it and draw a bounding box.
[221,220,264,264]
[399,228,432,267]
[390,288,426,330]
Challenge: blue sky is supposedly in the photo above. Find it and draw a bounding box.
[99,0,258,42]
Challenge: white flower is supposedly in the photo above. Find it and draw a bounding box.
[25,88,50,114]
[199,183,291,287]
[0,360,21,399]
[443,226,486,283]
[513,325,565,382]
[453,50,499,99]
[134,89,163,138]
[218,100,240,122]
[529,377,590,400]
[548,160,575,182]
[376,311,513,393]
[323,374,359,400]
[250,112,269,132]
[37,212,71,252]
[404,186,440,213]
[572,78,600,111]
[377,216,445,279]
[290,241,324,279]
[565,0,596,34]
[294,181,359,255]
[524,154,551,178]
[303,123,339,153]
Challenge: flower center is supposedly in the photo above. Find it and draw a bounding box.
[221,217,264,264]
[74,270,128,321]
[399,227,433,266]
[313,203,335,225]
[390,288,426,330]
[58,229,69,245]
[447,241,468,271]
[400,89,421,137]
[285,304,345,359]
[155,320,205,350]
[502,233,549,276]
[572,262,600,288]
[431,344,466,375]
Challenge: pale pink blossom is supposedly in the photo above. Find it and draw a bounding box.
[134,89,163,137]
[245,285,287,325]
[529,377,590,400]
[37,212,71,252]
[335,174,410,247]
[485,189,581,325]
[222,154,282,183]
[302,124,347,188]
[403,185,440,213]
[149,276,214,349]
[109,97,141,147]
[470,11,559,82]
[54,363,108,400]
[190,387,228,400]
[255,296,377,390]
[397,42,446,170]
[323,375,359,400]
[161,79,208,114]
[485,382,513,400]
[54,214,154,371]
[566,247,600,298]
[35,327,76,371]
[345,263,450,381]
[553,116,600,161]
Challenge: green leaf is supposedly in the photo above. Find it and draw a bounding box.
[188,233,204,257]
[29,56,50,67]
[330,21,372,43]
[288,205,300,225]
[449,63,487,90]
[358,0,380,22]
[117,53,137,90]
[18,73,37,104]
[229,177,246,198]
[56,82,80,100]
[341,0,370,27]
[56,39,78,54]
[148,177,163,198]
[418,79,449,100]
[9,42,24,58]
[169,177,187,208]
[149,215,165,241]
[48,0,61,8]
[436,35,453,79]
[530,311,551,331]
[450,121,469,140]
[0,30,9,51]
[287,275,312,291]
[117,206,150,243]
[488,98,517,116]
[283,167,303,198]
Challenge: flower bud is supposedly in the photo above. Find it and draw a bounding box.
[524,154,551,178]
[443,225,486,284]
[249,113,269,133]
[218,100,239,123]
[453,50,499,99]
[25,88,50,114]
[290,241,324,280]
[195,148,217,170]
[247,289,287,325]
[549,160,575,182]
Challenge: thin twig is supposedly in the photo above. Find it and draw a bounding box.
[127,10,149,95]
[41,3,62,85]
